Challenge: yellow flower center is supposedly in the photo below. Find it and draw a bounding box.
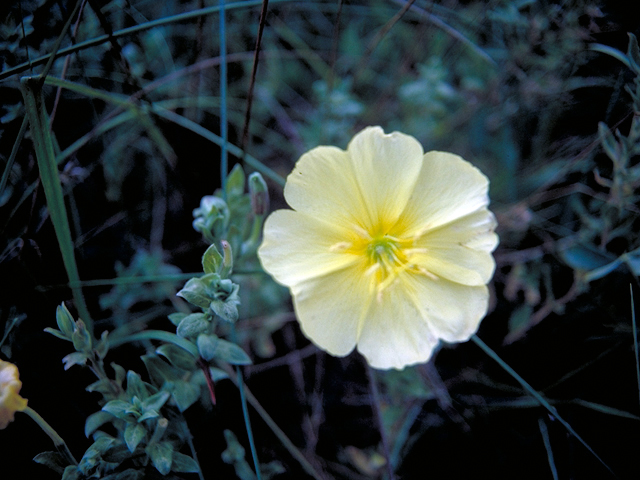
[330,224,437,300]
[335,227,433,300]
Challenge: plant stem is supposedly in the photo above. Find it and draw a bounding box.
[366,365,395,480]
[22,406,77,466]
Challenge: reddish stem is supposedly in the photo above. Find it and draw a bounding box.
[197,358,217,405]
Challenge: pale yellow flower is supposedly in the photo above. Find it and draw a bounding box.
[0,360,28,429]
[258,126,498,369]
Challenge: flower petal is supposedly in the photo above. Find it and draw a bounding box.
[396,151,491,237]
[283,145,368,229]
[356,285,440,370]
[346,127,424,230]
[258,210,360,286]
[414,209,499,286]
[0,360,28,430]
[290,265,373,357]
[404,274,489,343]
[283,127,424,232]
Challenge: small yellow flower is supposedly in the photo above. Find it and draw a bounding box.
[0,360,28,429]
[258,126,498,369]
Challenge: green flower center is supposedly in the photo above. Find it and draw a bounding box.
[366,235,406,273]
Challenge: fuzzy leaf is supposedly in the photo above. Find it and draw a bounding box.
[126,371,149,400]
[197,333,219,361]
[214,338,252,365]
[61,465,82,480]
[85,411,114,438]
[170,379,201,412]
[62,352,89,370]
[102,400,135,421]
[210,299,239,323]
[101,468,144,480]
[141,354,182,386]
[44,327,70,341]
[156,344,197,370]
[171,451,200,473]
[138,409,161,422]
[226,163,246,198]
[147,441,173,475]
[86,378,116,395]
[627,33,640,74]
[202,243,223,274]
[111,362,126,386]
[176,312,210,338]
[141,390,171,412]
[177,277,212,309]
[167,312,187,327]
[124,423,146,453]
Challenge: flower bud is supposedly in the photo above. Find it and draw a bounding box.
[192,195,230,242]
[220,240,233,278]
[248,172,269,216]
[55,303,75,338]
[72,319,93,353]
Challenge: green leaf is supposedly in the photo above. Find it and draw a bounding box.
[62,352,89,370]
[147,441,173,475]
[44,327,70,341]
[85,411,114,437]
[33,451,68,475]
[94,330,110,360]
[101,441,131,464]
[226,163,246,198]
[111,362,127,386]
[101,468,145,480]
[202,243,223,274]
[141,390,171,413]
[627,33,640,74]
[214,338,252,365]
[138,409,161,422]
[208,367,229,382]
[124,423,146,453]
[210,298,239,323]
[61,465,82,480]
[177,277,212,309]
[168,312,187,327]
[156,344,198,370]
[177,312,210,338]
[86,378,116,395]
[102,400,135,421]
[171,451,200,473]
[197,333,219,361]
[126,371,149,400]
[142,354,183,386]
[170,379,201,412]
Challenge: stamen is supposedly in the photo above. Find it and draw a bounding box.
[330,241,352,252]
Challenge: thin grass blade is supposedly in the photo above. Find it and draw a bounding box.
[631,285,640,408]
[472,334,618,478]
[20,77,93,332]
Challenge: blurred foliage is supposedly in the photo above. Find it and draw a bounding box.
[1,0,640,479]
